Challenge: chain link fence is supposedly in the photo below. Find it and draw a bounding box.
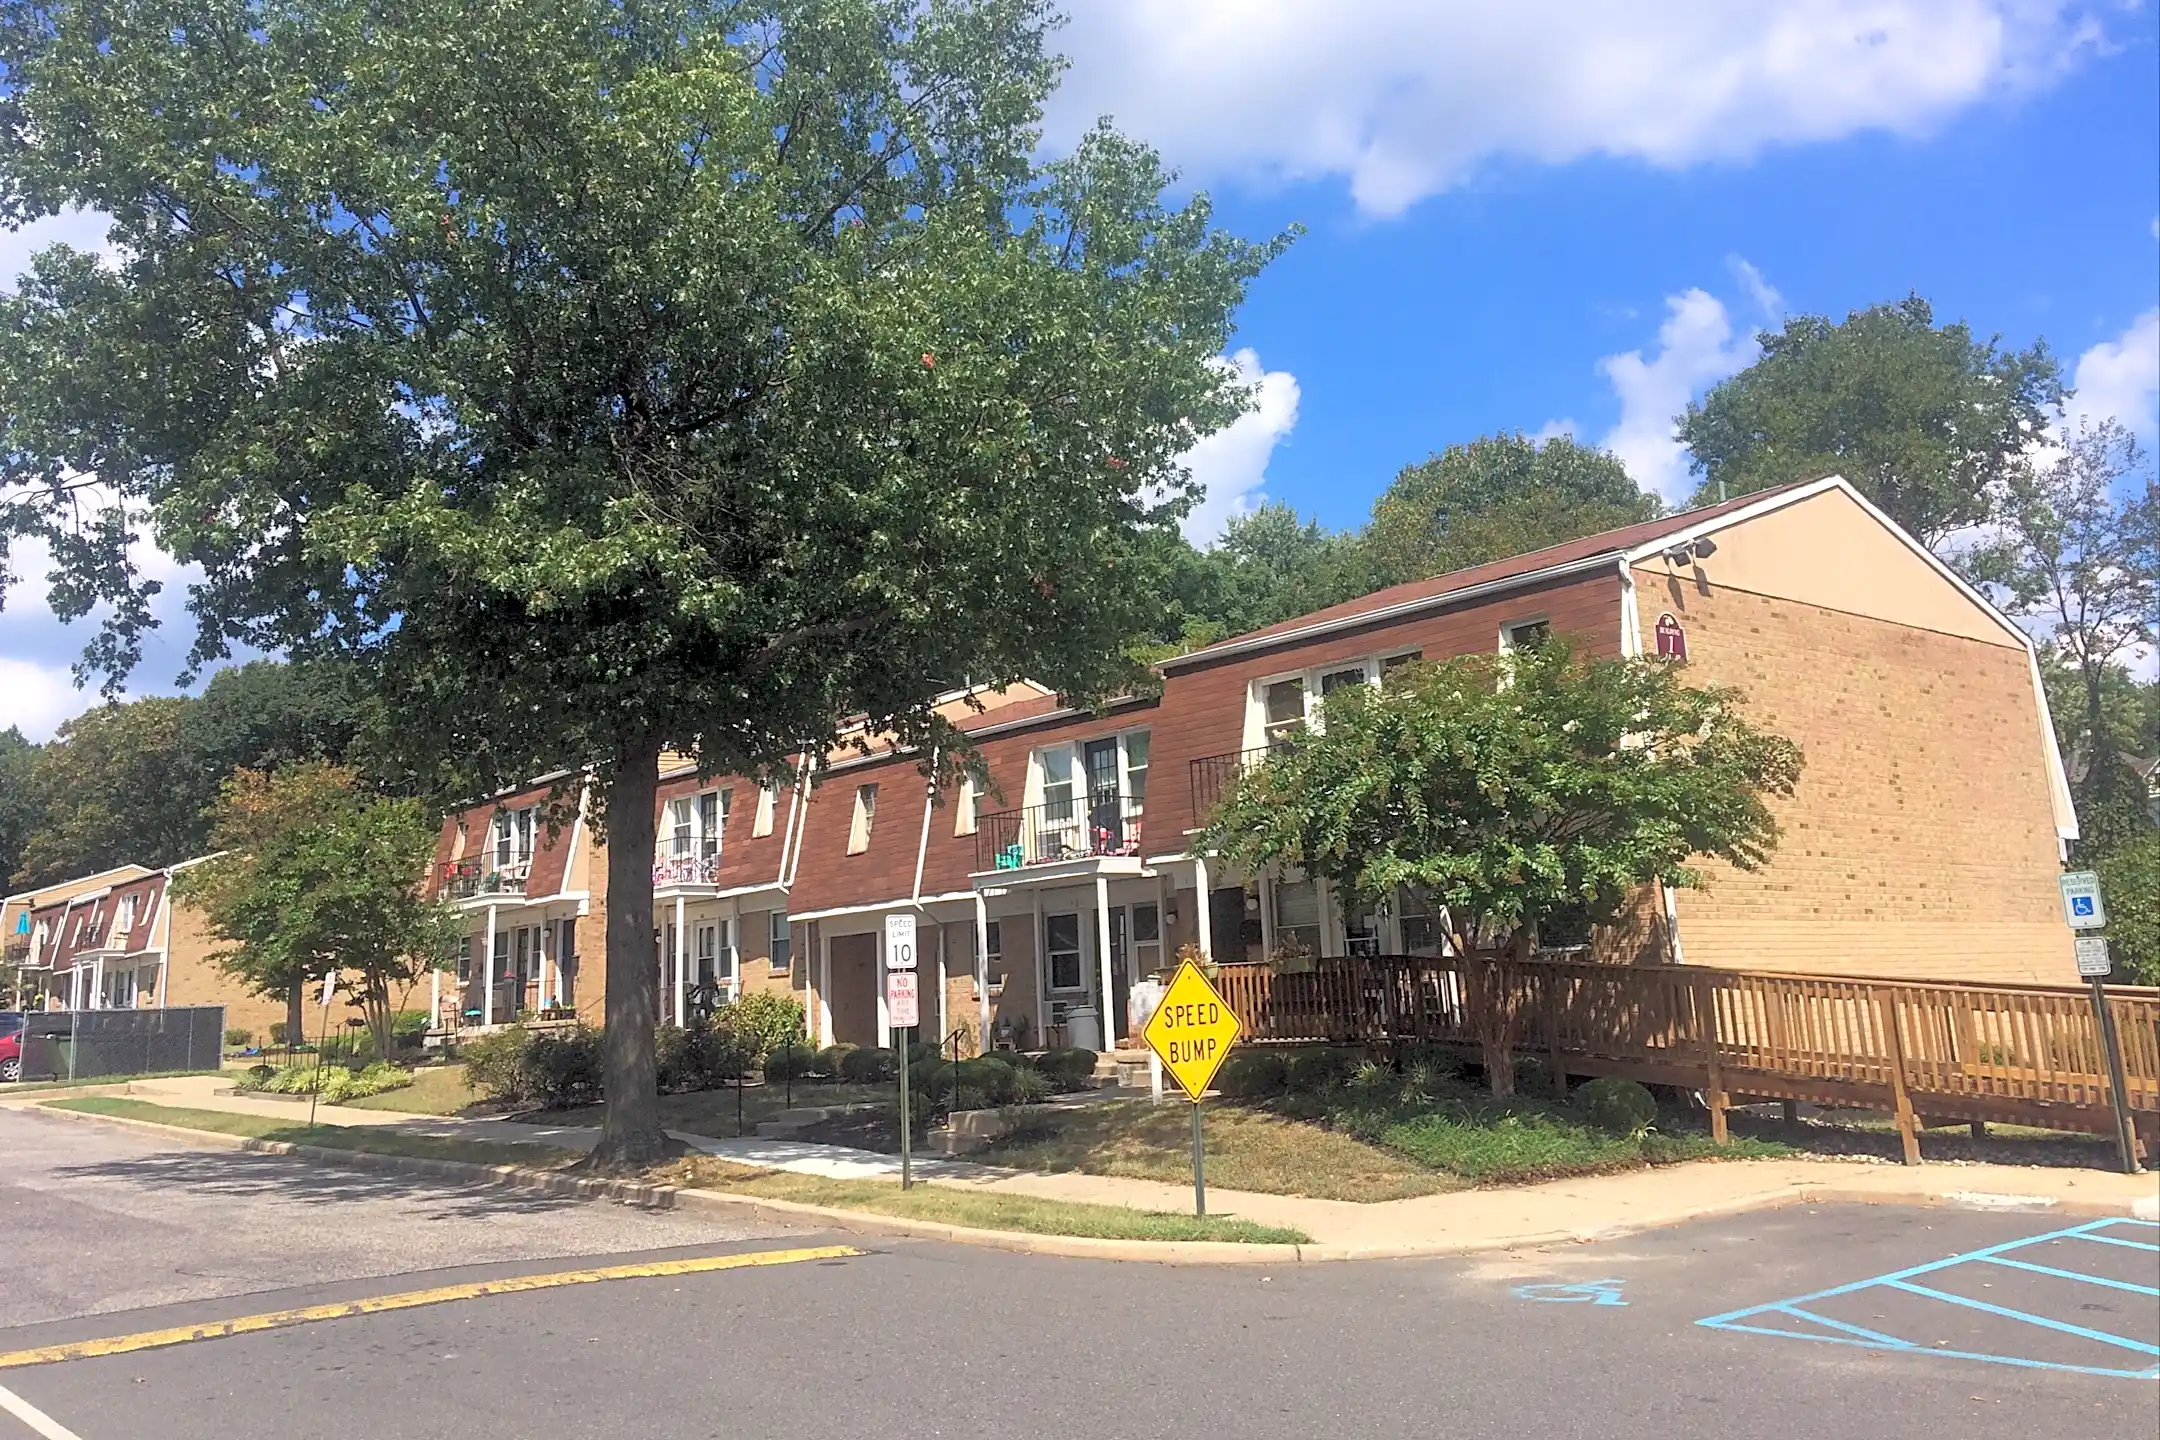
[12,1007,227,1083]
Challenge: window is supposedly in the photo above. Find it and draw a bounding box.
[1132,903,1162,975]
[847,783,879,854]
[115,895,138,938]
[753,785,777,838]
[1122,732,1149,806]
[980,919,1004,991]
[697,791,721,859]
[1271,876,1322,970]
[694,923,719,988]
[1262,678,1306,750]
[491,929,511,982]
[495,807,536,869]
[667,797,694,858]
[768,909,790,973]
[1039,746,1076,823]
[1318,664,1368,698]
[953,775,978,836]
[1380,650,1423,681]
[1397,887,1442,957]
[1045,913,1084,991]
[457,936,472,983]
[1502,618,1551,652]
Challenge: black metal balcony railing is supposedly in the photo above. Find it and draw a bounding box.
[975,788,1143,872]
[652,851,722,887]
[1187,745,1278,823]
[444,859,530,900]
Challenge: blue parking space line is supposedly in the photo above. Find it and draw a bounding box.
[1883,1280,2160,1355]
[1979,1254,2160,1296]
[1771,1306,1917,1349]
[2071,1231,2160,1253]
[1698,1320,2160,1380]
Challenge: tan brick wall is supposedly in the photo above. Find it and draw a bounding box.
[1637,567,2076,985]
[159,897,288,1041]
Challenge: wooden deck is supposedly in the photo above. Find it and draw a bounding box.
[1211,955,2159,1164]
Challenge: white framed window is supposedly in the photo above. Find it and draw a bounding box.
[1270,876,1322,970]
[1261,677,1305,750]
[753,784,777,838]
[847,783,879,854]
[1501,618,1551,652]
[1045,912,1085,992]
[697,788,729,860]
[1132,903,1162,975]
[1379,649,1423,682]
[769,909,790,973]
[457,935,473,983]
[953,774,979,836]
[694,922,719,988]
[494,806,536,870]
[980,919,1003,992]
[666,797,695,858]
[115,895,138,938]
[1038,746,1076,822]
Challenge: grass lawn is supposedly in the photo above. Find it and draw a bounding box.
[539,1082,894,1137]
[1725,1104,2126,1169]
[44,1097,583,1169]
[338,1064,486,1115]
[655,1156,1310,1245]
[0,1068,224,1093]
[986,1099,1461,1202]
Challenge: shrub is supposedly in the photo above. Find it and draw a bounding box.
[1214,1049,1289,1099]
[1005,1066,1054,1105]
[524,1026,603,1108]
[246,1062,276,1081]
[905,1040,943,1067]
[1031,1048,1099,1092]
[717,992,806,1063]
[655,1024,693,1091]
[223,1027,253,1049]
[462,1026,532,1102]
[909,1057,951,1094]
[1578,1077,1658,1137]
[947,1083,993,1114]
[764,1043,818,1082]
[268,1022,293,1046]
[813,1044,858,1081]
[1283,1047,1360,1095]
[689,1024,752,1087]
[392,1010,431,1050]
[839,1046,898,1084]
[950,1056,1020,1105]
[238,1061,412,1103]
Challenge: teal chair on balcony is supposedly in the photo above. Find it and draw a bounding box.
[995,843,1024,870]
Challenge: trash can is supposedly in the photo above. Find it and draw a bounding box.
[1066,1005,1101,1051]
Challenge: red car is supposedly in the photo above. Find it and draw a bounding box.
[0,1012,22,1083]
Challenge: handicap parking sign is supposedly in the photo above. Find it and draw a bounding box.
[2057,872,2106,930]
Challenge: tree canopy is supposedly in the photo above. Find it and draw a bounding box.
[0,0,1286,1162]
[1363,433,1661,587]
[1678,295,2064,543]
[173,762,456,1058]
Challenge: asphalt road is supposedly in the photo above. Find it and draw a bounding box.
[3,1107,2154,1440]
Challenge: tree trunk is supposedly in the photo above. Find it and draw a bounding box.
[590,734,669,1169]
[285,975,305,1054]
[363,972,395,1062]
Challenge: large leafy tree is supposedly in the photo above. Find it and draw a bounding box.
[1363,433,1660,587]
[0,725,40,887]
[1969,419,2157,859]
[0,1,1283,1163]
[1198,641,1802,1093]
[173,763,456,1059]
[1678,295,2064,544]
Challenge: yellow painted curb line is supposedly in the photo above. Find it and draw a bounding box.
[0,1245,861,1371]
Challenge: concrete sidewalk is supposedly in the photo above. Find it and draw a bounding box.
[25,1074,2159,1254]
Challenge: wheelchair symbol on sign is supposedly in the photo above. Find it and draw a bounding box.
[1512,1278,1628,1306]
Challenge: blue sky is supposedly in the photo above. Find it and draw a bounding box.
[3,1,2158,738]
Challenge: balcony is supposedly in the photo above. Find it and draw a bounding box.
[3,936,30,967]
[444,859,530,900]
[652,851,722,888]
[975,789,1143,872]
[1187,746,1277,824]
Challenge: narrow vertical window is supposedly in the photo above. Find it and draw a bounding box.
[753,784,777,838]
[848,783,879,854]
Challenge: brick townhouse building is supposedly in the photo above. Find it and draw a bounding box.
[427,475,2082,1053]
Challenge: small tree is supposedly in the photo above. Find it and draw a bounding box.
[1197,640,1802,1093]
[173,763,458,1060]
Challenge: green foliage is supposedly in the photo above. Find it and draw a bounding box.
[1283,1047,1361,1095]
[2098,835,2160,986]
[1200,639,1803,951]
[461,1026,532,1102]
[951,1055,1022,1106]
[1576,1077,1658,1137]
[524,1027,604,1108]
[1363,434,1659,588]
[237,1060,412,1104]
[170,762,459,1061]
[813,1044,859,1081]
[713,992,804,1065]
[763,1043,818,1083]
[223,1027,254,1049]
[1214,1048,1289,1099]
[0,726,39,888]
[1030,1048,1100,1092]
[654,1021,744,1091]
[1679,294,2064,543]
[0,0,1289,1160]
[839,1046,899,1084]
[1006,1066,1054,1105]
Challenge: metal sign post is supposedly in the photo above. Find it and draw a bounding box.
[2060,877,2139,1174]
[1142,961,1243,1218]
[307,967,338,1131]
[885,915,918,1190]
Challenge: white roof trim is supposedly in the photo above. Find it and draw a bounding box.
[1162,551,1621,673]
[792,889,976,924]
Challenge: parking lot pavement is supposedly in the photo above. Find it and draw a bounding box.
[4,1194,2152,1440]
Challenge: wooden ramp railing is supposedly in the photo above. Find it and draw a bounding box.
[1212,956,2159,1164]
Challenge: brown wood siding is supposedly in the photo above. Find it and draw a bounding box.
[1145,569,1626,841]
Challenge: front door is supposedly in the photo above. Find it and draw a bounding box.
[1107,907,1131,1048]
[1083,738,1123,853]
[827,933,878,1047]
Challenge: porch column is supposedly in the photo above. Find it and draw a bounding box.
[816,926,832,1046]
[875,918,891,1049]
[536,924,551,1011]
[973,890,992,1050]
[481,905,498,1026]
[1095,874,1116,1048]
[1031,886,1047,1048]
[672,894,688,1027]
[1193,854,1214,964]
[430,969,441,1031]
[933,920,948,1045]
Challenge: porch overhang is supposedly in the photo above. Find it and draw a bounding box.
[968,854,1150,891]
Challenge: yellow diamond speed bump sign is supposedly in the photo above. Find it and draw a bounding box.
[1143,960,1243,1102]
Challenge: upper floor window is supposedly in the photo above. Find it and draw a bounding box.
[1501,618,1550,652]
[1262,678,1305,749]
[952,775,978,837]
[753,784,778,838]
[665,788,730,860]
[492,807,535,870]
[697,789,729,859]
[115,895,138,936]
[1253,652,1422,749]
[847,783,879,854]
[769,909,791,972]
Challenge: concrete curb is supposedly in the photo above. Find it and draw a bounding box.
[27,1104,2157,1265]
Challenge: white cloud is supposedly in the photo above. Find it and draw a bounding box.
[1049,2,2105,216]
[1729,257,1785,322]
[0,656,99,742]
[1179,348,1301,543]
[1533,417,1578,444]
[1596,288,1762,501]
[0,208,115,293]
[2065,307,2160,442]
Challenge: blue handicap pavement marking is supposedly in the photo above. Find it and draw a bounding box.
[1697,1217,2160,1381]
[1513,1278,1627,1306]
